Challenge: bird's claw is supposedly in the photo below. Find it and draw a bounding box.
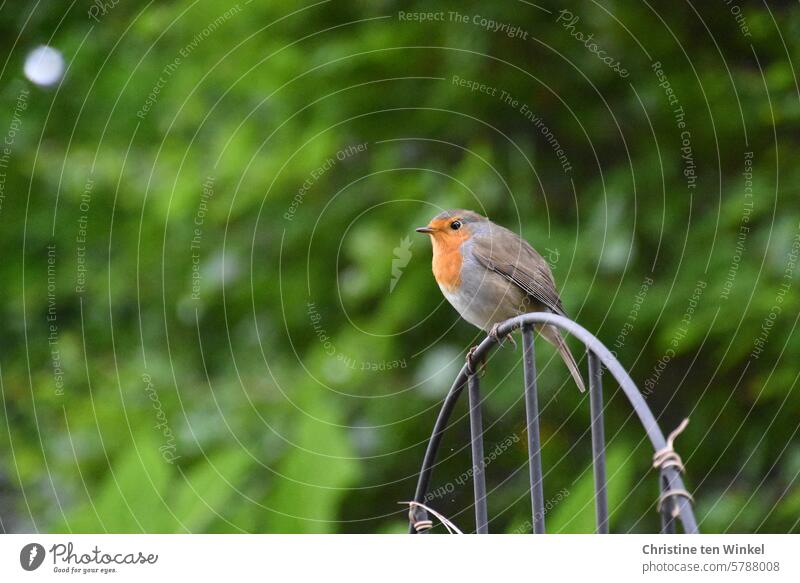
[467,325,517,376]
[466,345,478,375]
[466,345,484,377]
[489,323,517,350]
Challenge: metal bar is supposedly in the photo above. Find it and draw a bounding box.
[588,350,609,533]
[467,372,489,533]
[522,325,546,534]
[659,473,677,534]
[408,312,699,534]
[660,466,696,533]
[501,313,698,534]
[408,378,468,533]
[408,335,506,533]
[668,465,697,533]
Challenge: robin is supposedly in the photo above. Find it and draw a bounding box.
[416,209,585,392]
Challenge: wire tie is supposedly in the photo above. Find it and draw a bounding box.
[653,417,690,473]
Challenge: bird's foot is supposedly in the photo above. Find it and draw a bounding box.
[505,333,517,349]
[489,323,517,350]
[466,345,485,377]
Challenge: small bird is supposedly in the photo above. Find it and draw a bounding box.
[416,209,585,392]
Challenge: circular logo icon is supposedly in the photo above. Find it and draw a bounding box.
[20,543,46,571]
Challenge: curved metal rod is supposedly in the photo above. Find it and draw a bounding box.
[408,312,698,534]
[588,350,609,533]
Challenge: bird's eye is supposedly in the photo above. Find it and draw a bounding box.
[450,220,462,230]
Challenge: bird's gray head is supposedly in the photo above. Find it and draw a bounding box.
[415,209,489,237]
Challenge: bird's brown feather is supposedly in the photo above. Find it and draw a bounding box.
[471,227,567,316]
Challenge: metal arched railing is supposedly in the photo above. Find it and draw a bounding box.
[408,312,698,534]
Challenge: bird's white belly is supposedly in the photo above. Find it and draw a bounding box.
[439,284,480,326]
[438,279,521,331]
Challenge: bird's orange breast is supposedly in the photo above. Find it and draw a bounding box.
[431,232,468,291]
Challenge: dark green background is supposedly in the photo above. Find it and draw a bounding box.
[1,0,798,533]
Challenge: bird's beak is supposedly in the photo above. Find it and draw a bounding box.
[415,226,434,234]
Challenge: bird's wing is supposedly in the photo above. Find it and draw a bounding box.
[471,227,567,317]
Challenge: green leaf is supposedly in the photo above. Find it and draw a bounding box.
[263,410,359,533]
[168,447,254,532]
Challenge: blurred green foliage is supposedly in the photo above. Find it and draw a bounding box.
[0,1,799,533]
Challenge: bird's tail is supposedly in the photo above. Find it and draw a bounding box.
[539,324,586,393]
